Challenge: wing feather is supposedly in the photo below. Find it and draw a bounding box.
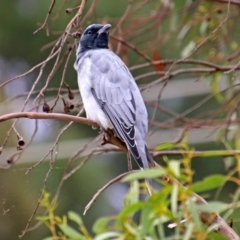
[89,50,147,168]
[99,77,107,101]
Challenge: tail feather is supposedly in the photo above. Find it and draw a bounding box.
[145,145,155,168]
[134,143,155,195]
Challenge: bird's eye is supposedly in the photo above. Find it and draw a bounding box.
[87,31,92,35]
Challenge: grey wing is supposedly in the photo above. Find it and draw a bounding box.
[90,51,146,168]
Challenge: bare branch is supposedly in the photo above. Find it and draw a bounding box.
[0,112,98,128]
[84,171,133,215]
[33,0,56,35]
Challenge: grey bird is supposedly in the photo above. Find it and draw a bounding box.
[74,23,154,169]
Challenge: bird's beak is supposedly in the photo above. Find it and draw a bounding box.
[98,24,112,34]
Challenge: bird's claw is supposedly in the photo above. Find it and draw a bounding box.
[101,132,110,146]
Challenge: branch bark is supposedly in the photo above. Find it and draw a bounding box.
[0,112,98,127]
[0,112,127,153]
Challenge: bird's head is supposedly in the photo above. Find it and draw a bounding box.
[79,24,111,52]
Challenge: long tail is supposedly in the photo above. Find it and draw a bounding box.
[130,129,155,169]
[135,144,154,195]
[145,145,155,168]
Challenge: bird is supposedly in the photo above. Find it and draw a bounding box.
[74,23,154,170]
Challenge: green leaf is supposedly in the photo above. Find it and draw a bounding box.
[223,157,235,171]
[124,222,137,236]
[54,215,63,224]
[183,222,194,240]
[122,169,165,182]
[95,232,120,240]
[169,160,180,178]
[93,217,110,235]
[196,202,229,213]
[140,207,152,236]
[188,199,203,230]
[192,175,226,193]
[68,211,83,225]
[124,180,139,207]
[171,184,178,215]
[157,221,166,240]
[155,142,176,150]
[58,224,83,238]
[117,202,145,224]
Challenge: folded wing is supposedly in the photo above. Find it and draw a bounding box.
[90,50,147,168]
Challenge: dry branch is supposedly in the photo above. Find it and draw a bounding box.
[0,112,127,154]
[84,171,132,215]
[0,112,98,127]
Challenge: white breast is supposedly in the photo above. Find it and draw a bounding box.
[76,57,112,130]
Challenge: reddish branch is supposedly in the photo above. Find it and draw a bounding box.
[0,112,98,128]
[0,112,126,153]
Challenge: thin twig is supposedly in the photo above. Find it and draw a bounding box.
[0,112,98,127]
[84,171,134,215]
[33,0,56,35]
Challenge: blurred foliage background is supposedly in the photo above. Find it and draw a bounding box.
[0,0,240,239]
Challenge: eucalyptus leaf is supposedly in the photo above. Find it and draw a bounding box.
[140,207,152,236]
[188,200,202,230]
[122,169,165,182]
[93,217,110,235]
[192,175,226,193]
[117,202,145,224]
[196,202,229,213]
[95,232,120,240]
[58,224,83,238]
[171,184,178,216]
[156,142,176,150]
[169,160,180,178]
[68,211,83,226]
[124,180,139,207]
[183,222,194,240]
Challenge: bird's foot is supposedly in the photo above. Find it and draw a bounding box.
[101,129,114,146]
[101,132,110,146]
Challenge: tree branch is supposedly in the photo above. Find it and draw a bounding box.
[0,112,127,153]
[0,112,98,127]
